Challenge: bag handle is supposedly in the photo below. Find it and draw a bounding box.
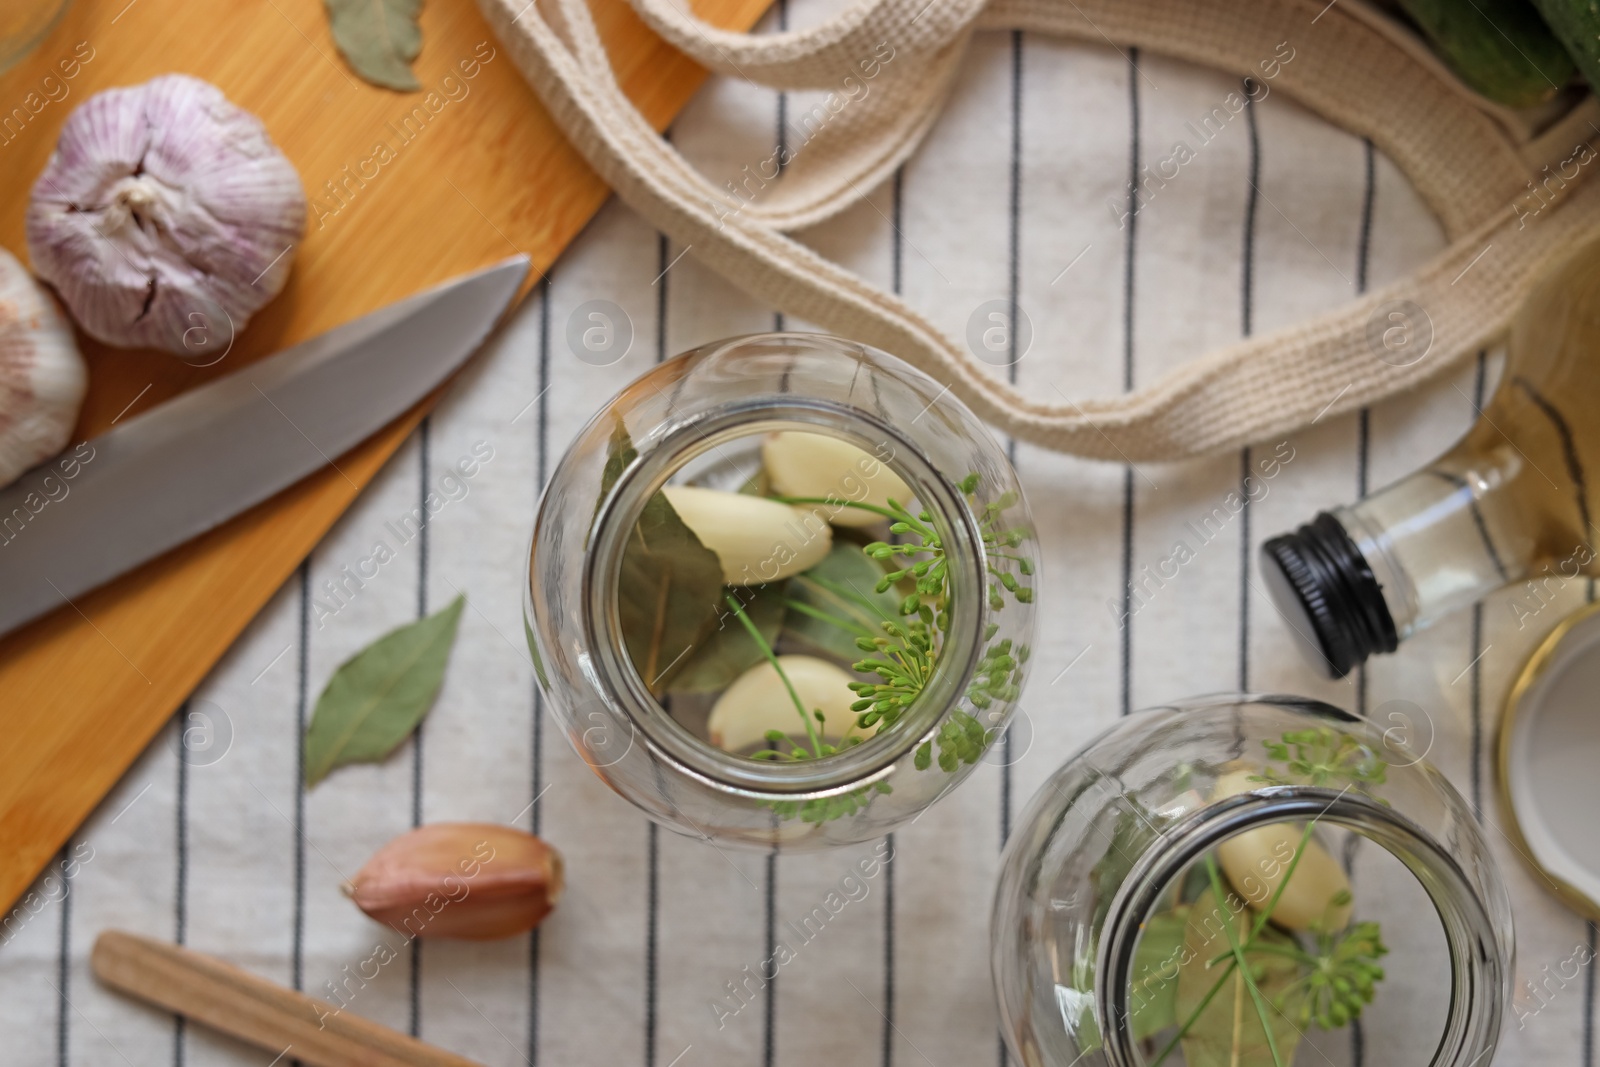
[481,0,1600,461]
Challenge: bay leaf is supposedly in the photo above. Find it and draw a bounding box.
[304,594,465,787]
[1174,884,1305,1067]
[325,0,423,92]
[666,580,787,694]
[1127,906,1187,1041]
[618,489,726,695]
[783,544,901,661]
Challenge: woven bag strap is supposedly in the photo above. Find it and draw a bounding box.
[480,0,1600,461]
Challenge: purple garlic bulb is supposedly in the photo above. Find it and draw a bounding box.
[26,73,306,361]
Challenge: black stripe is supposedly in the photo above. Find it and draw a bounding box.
[1118,48,1140,717]
[174,702,190,1067]
[1347,137,1377,1067]
[293,560,310,996]
[644,230,671,1067]
[1586,919,1597,1066]
[1238,79,1261,693]
[763,848,777,1067]
[882,169,904,1067]
[1513,376,1594,548]
[1470,352,1490,823]
[56,840,71,1067]
[529,272,552,1067]
[999,27,1023,856]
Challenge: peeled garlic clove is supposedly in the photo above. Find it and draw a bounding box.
[345,823,563,940]
[661,484,831,584]
[1212,769,1352,932]
[708,654,871,753]
[761,431,911,528]
[0,248,86,487]
[26,74,306,360]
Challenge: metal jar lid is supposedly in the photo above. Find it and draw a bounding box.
[1499,601,1600,919]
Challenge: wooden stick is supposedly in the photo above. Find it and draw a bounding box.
[91,930,482,1067]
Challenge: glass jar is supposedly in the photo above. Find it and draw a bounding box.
[525,333,1037,849]
[993,696,1512,1067]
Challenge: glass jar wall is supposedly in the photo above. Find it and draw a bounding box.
[525,333,1038,849]
[992,696,1512,1067]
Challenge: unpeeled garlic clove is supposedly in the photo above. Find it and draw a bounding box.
[0,248,86,487]
[1212,769,1352,931]
[760,431,911,528]
[345,823,562,940]
[661,484,831,584]
[708,654,871,754]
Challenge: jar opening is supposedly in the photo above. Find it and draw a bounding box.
[582,398,991,798]
[1094,789,1502,1067]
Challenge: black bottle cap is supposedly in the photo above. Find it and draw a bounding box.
[1260,511,1398,679]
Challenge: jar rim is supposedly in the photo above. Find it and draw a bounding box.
[1092,780,1506,1067]
[580,392,989,798]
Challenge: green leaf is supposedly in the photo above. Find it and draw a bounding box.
[783,544,901,659]
[324,0,423,91]
[1174,885,1304,1067]
[1127,907,1187,1040]
[667,581,788,694]
[589,415,639,543]
[304,595,465,787]
[618,489,726,695]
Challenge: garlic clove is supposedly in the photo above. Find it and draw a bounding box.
[760,431,911,528]
[26,74,306,360]
[661,484,832,584]
[345,823,563,940]
[1212,769,1353,932]
[708,654,871,754]
[0,248,87,487]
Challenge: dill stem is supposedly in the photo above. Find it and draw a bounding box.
[724,592,822,758]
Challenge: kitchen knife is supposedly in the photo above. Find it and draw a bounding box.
[0,255,529,637]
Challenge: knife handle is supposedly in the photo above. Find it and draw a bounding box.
[92,930,483,1067]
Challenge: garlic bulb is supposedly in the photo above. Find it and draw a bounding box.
[708,655,870,754]
[0,247,86,487]
[26,74,306,360]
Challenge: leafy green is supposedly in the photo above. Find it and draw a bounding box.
[1256,726,1387,791]
[1127,907,1187,1040]
[783,544,900,661]
[304,595,465,787]
[590,415,638,542]
[324,0,423,91]
[618,490,725,695]
[666,582,787,694]
[1172,884,1303,1067]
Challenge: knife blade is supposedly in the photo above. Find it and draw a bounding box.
[0,255,530,638]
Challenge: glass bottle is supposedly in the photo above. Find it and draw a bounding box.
[1262,236,1600,677]
[524,333,1038,849]
[992,696,1513,1067]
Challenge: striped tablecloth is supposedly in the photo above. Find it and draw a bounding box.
[2,3,1593,1064]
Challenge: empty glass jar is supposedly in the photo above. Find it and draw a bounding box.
[525,333,1037,849]
[992,696,1512,1067]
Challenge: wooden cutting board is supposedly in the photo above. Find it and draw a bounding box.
[0,0,769,914]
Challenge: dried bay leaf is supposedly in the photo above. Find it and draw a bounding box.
[619,491,726,695]
[1175,884,1304,1067]
[784,544,901,661]
[304,595,466,787]
[325,0,423,92]
[667,581,787,694]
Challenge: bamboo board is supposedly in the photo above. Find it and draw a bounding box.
[0,0,769,914]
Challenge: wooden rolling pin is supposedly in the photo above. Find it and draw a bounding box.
[91,930,481,1067]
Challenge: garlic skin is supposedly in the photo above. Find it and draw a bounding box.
[761,432,912,528]
[0,247,86,487]
[661,484,832,584]
[708,655,871,754]
[345,823,564,940]
[26,74,306,360]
